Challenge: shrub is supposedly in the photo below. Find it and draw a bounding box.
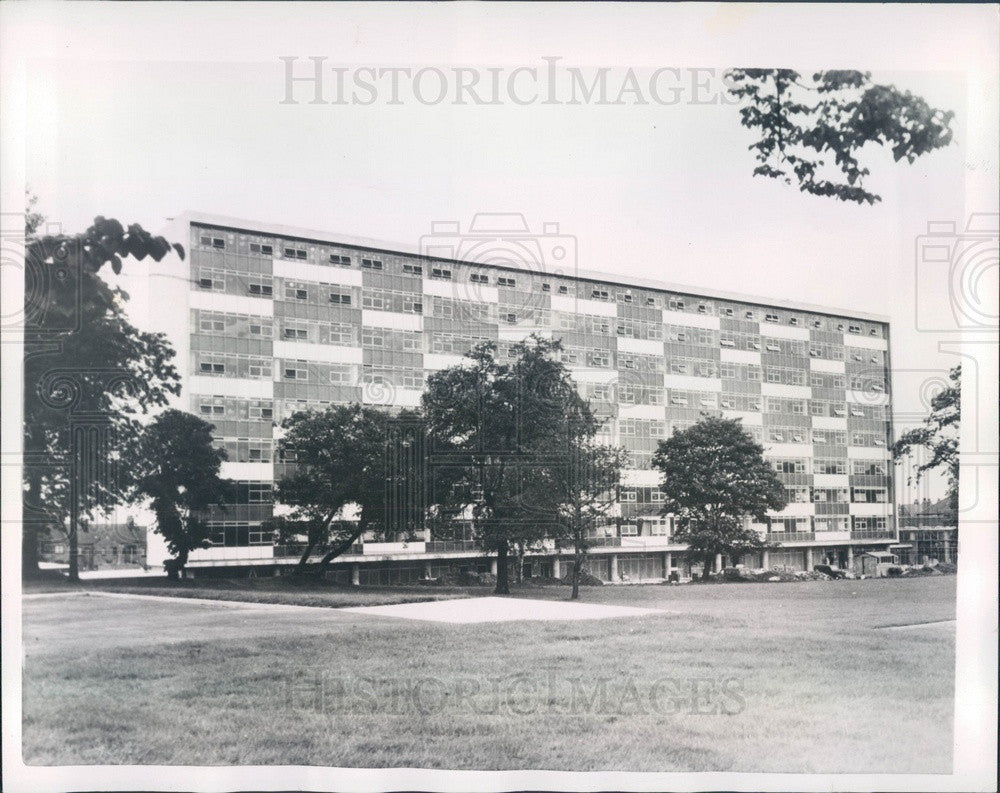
[887,566,903,577]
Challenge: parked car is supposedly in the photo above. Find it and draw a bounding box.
[813,564,847,579]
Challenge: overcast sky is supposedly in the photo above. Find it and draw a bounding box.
[5,3,998,501]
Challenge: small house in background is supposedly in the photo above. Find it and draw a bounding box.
[853,550,899,578]
[39,521,148,572]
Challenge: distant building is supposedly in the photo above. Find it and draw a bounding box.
[897,497,957,565]
[40,522,148,572]
[135,211,899,582]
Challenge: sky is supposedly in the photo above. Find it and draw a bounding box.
[4,2,998,503]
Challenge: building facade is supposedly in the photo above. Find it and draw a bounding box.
[142,212,898,581]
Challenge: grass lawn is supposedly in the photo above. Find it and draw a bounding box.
[23,572,474,609]
[21,575,956,772]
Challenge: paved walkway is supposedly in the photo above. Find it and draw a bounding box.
[23,590,353,615]
[341,595,665,623]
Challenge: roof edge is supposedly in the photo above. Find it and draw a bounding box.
[166,210,892,325]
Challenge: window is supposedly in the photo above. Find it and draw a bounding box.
[284,246,307,260]
[431,267,452,280]
[812,319,823,329]
[765,313,779,323]
[200,235,225,249]
[558,285,569,294]
[329,290,351,305]
[283,322,308,340]
[284,282,308,300]
[504,313,517,324]
[398,263,421,276]
[361,258,383,270]
[329,365,352,384]
[869,328,879,337]
[199,399,225,416]
[200,361,225,374]
[247,359,271,379]
[789,317,799,326]
[199,316,225,333]
[283,361,308,381]
[541,283,551,292]
[249,242,274,256]
[591,289,610,301]
[723,307,735,317]
[697,304,707,314]
[497,276,516,288]
[329,322,354,346]
[745,310,755,320]
[620,523,638,536]
[248,281,273,296]
[248,401,273,420]
[470,273,489,284]
[331,254,352,266]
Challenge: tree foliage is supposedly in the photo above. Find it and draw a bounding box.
[131,410,228,578]
[23,213,184,579]
[652,416,786,578]
[272,403,417,577]
[422,335,598,595]
[726,69,954,204]
[892,365,961,511]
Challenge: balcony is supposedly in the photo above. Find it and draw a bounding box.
[768,532,816,543]
[425,540,480,554]
[850,530,897,541]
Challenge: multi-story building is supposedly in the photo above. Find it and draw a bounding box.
[140,211,899,583]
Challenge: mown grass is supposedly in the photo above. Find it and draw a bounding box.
[22,576,955,772]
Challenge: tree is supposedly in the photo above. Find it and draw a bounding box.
[652,416,786,579]
[422,336,598,595]
[132,410,228,579]
[272,403,414,578]
[725,69,954,205]
[892,365,960,511]
[25,188,45,236]
[23,214,184,580]
[553,441,628,600]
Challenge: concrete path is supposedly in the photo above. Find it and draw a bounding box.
[341,595,665,623]
[875,619,957,631]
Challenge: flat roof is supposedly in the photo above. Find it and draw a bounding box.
[169,210,891,324]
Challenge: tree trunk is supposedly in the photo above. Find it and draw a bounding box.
[571,554,581,600]
[313,526,365,579]
[293,539,316,576]
[294,513,336,576]
[68,517,79,582]
[515,541,525,583]
[494,541,510,595]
